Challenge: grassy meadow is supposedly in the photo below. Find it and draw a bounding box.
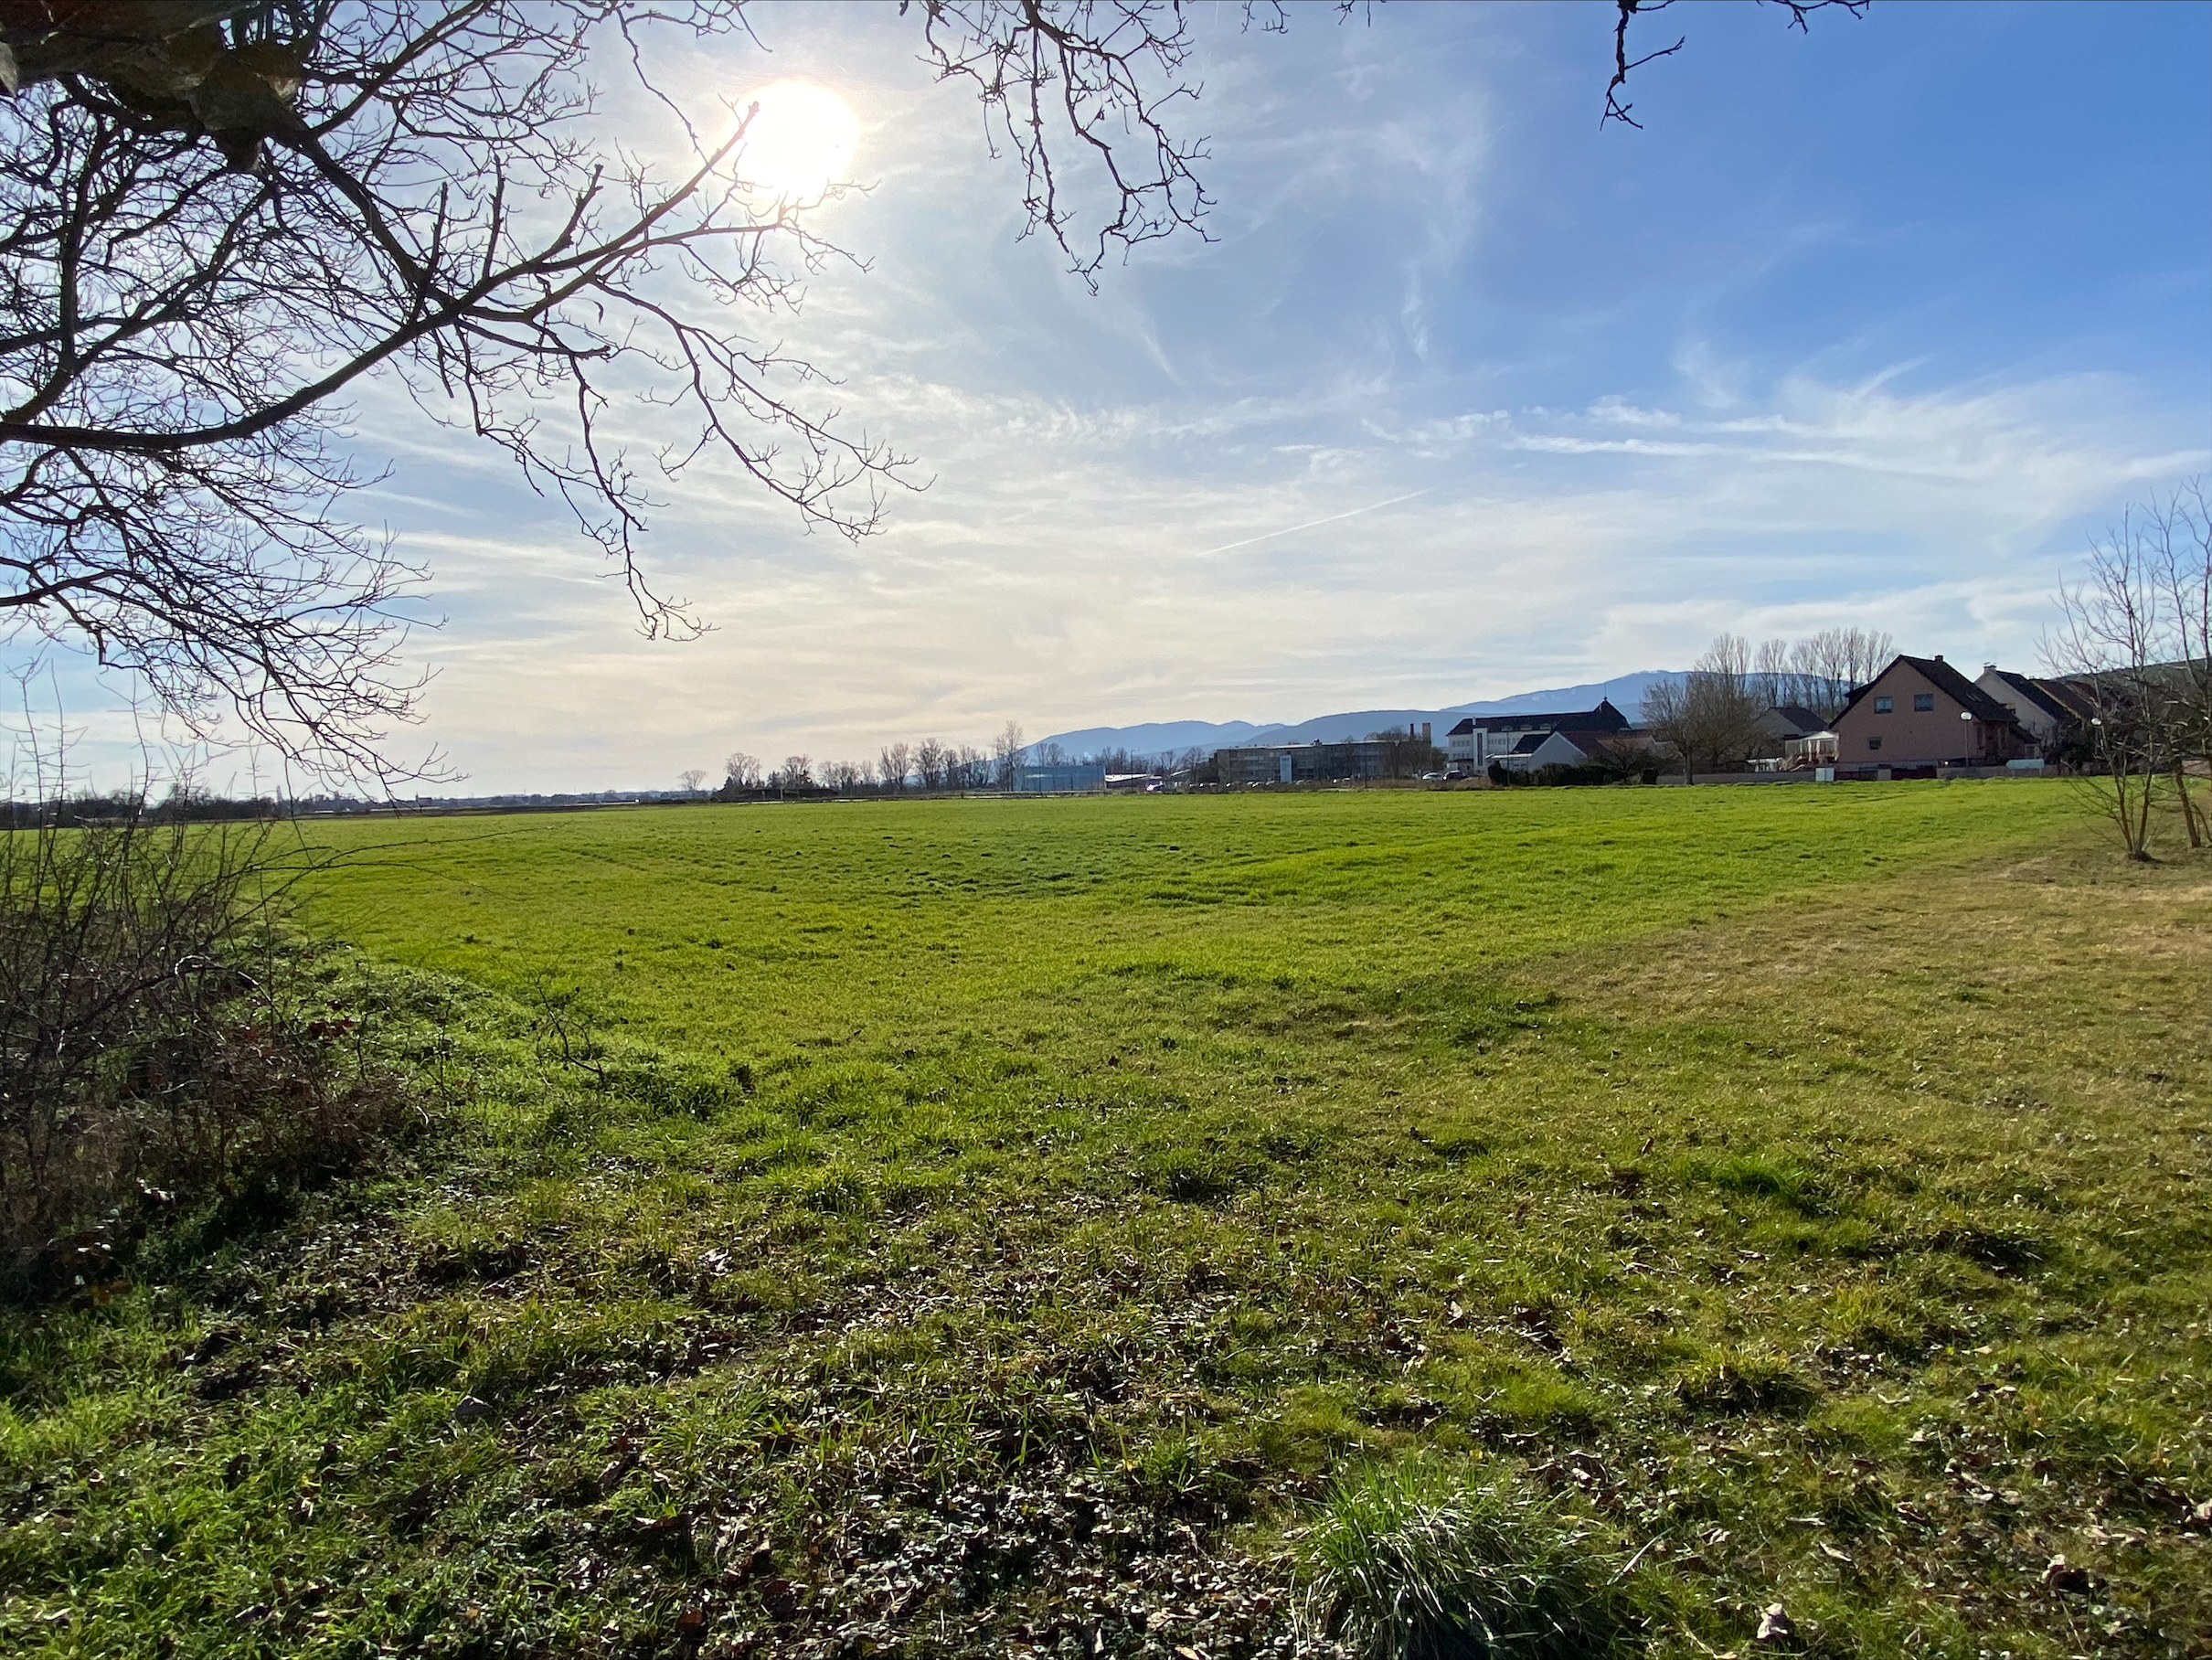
[3,780,2207,1658]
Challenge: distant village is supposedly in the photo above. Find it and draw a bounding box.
[702,639,2111,802]
[34,641,2136,825]
[1207,654,2087,790]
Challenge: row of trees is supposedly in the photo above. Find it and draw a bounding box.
[691,723,1230,798]
[1748,629,1897,723]
[710,721,1054,795]
[2048,480,2212,859]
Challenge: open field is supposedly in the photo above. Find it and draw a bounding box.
[3,782,2207,1658]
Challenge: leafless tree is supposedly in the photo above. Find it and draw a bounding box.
[1642,633,1769,781]
[2145,479,2211,846]
[2047,507,2175,860]
[0,3,930,783]
[1750,636,1793,712]
[1807,628,1894,717]
[992,718,1026,787]
[2049,481,2212,856]
[774,753,811,793]
[723,750,760,790]
[1174,745,1215,786]
[677,767,707,794]
[914,738,948,791]
[1692,633,1769,770]
[1639,677,1696,783]
[878,740,910,793]
[1363,725,1440,779]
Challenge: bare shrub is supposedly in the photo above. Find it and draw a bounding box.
[0,807,408,1299]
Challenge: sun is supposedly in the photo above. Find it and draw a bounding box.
[732,81,857,206]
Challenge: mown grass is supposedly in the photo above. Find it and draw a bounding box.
[1,780,2206,1659]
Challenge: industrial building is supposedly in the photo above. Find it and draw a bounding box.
[1215,724,1433,786]
[1011,761,1107,793]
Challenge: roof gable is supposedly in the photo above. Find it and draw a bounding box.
[2029,674,2100,723]
[1983,668,2078,724]
[1902,655,2021,723]
[1837,654,2021,727]
[1470,697,1628,735]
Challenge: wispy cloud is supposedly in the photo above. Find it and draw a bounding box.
[21,3,2209,792]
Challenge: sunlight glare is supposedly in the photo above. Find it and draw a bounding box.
[733,81,857,206]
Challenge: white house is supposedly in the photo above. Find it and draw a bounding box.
[1446,699,1631,771]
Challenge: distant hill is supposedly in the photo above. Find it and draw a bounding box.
[1031,718,1274,758]
[1036,671,1686,761]
[1449,671,1685,718]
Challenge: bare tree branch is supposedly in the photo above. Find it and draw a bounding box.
[1605,0,1866,130]
[0,4,933,787]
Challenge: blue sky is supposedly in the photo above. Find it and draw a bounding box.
[27,1,2212,793]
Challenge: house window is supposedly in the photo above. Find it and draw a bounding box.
[1866,736,1882,751]
[1874,697,1893,714]
[1912,693,1934,712]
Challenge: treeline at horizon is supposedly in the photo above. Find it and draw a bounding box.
[713,726,1207,797]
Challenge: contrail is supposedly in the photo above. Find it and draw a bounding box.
[1191,486,1437,559]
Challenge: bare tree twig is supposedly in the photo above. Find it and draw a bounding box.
[0,2,919,787]
[1604,0,1866,130]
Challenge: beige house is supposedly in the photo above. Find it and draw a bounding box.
[1831,654,2032,770]
[1974,664,2097,759]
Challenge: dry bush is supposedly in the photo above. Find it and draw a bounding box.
[0,809,409,1301]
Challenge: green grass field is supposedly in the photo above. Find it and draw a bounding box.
[4,781,2207,1659]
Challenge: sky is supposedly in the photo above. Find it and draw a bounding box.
[22,0,2212,794]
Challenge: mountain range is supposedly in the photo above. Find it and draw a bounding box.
[1037,671,1686,761]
